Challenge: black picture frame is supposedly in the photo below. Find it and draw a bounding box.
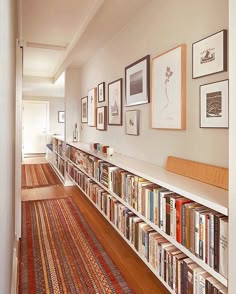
[125,55,150,106]
[97,82,105,103]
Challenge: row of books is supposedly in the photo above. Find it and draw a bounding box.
[65,146,228,278]
[53,138,65,157]
[53,153,65,176]
[66,162,227,294]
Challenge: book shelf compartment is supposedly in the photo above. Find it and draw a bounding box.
[67,142,228,216]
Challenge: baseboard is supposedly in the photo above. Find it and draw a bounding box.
[10,248,18,294]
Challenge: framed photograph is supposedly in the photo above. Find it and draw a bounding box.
[192,30,227,79]
[200,80,229,128]
[58,111,65,123]
[97,82,105,103]
[81,96,88,123]
[88,88,97,127]
[125,55,150,106]
[108,78,122,125]
[152,44,186,130]
[125,110,140,136]
[96,106,107,131]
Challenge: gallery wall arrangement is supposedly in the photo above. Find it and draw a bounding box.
[80,29,228,137]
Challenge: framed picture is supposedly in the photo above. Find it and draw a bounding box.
[152,44,186,130]
[125,110,140,136]
[125,55,150,106]
[200,80,229,128]
[108,78,122,125]
[81,96,88,123]
[58,111,65,123]
[88,88,97,127]
[96,106,107,131]
[97,82,105,103]
[192,30,227,79]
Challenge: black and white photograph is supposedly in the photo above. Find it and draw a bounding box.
[97,82,105,103]
[81,96,88,123]
[108,78,122,125]
[125,110,140,135]
[125,55,150,106]
[192,30,227,78]
[200,80,229,128]
[96,106,107,130]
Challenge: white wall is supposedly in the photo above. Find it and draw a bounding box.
[0,0,16,293]
[78,0,228,168]
[23,96,65,135]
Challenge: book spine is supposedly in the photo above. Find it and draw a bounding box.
[219,218,228,278]
[176,201,182,243]
[181,204,186,246]
[210,214,214,268]
[199,213,205,261]
[170,197,176,239]
[150,190,154,222]
[166,197,171,235]
[214,215,220,272]
[195,211,200,258]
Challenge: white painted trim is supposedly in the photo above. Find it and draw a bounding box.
[229,0,236,292]
[15,40,23,239]
[23,75,53,84]
[26,42,67,51]
[53,0,104,82]
[10,248,18,294]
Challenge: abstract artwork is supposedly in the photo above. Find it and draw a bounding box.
[200,80,229,128]
[125,55,150,106]
[152,44,186,130]
[108,78,122,125]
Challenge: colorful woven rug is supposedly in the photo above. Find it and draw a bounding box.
[22,163,61,189]
[20,197,133,294]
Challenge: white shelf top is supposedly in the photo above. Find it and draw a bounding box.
[53,135,64,141]
[67,141,228,216]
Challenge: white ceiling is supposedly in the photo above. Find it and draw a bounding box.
[22,0,148,97]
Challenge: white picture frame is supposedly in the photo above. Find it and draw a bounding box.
[152,44,186,130]
[108,78,122,125]
[200,80,229,128]
[125,110,140,136]
[87,88,97,127]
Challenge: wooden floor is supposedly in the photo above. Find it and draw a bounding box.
[22,178,170,294]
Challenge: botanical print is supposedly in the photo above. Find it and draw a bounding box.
[152,45,185,129]
[162,66,173,112]
[98,82,105,102]
[130,70,143,95]
[97,106,107,130]
[206,91,222,117]
[82,102,87,118]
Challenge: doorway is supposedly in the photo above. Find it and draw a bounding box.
[22,100,49,156]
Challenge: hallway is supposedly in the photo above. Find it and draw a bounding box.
[20,164,169,294]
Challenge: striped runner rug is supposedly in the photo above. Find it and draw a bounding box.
[22,163,61,189]
[20,197,133,294]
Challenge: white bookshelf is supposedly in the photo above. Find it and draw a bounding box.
[67,142,228,216]
[67,172,174,294]
[66,157,227,287]
[46,135,66,183]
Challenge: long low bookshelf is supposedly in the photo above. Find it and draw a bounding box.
[65,142,228,293]
[67,172,174,293]
[67,142,228,216]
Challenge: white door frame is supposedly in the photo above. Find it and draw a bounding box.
[22,100,49,156]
